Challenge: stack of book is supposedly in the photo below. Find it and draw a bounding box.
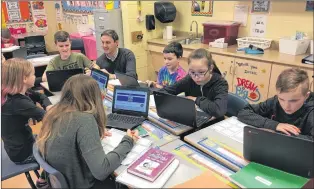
[116,148,179,188]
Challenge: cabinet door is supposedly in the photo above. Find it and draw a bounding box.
[212,54,235,92]
[268,64,314,98]
[232,58,272,104]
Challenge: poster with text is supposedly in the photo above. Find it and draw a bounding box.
[250,15,267,37]
[6,2,21,21]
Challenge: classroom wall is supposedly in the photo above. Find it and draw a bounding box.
[44,2,95,52]
[120,1,170,81]
[173,1,313,42]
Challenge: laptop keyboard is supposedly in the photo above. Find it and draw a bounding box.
[196,116,209,127]
[108,114,144,125]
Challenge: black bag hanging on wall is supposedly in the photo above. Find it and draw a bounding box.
[154,2,176,23]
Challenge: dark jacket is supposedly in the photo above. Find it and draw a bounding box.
[161,73,228,118]
[1,89,52,162]
[96,48,137,79]
[238,93,314,140]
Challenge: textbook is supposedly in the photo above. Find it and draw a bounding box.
[127,148,175,182]
[116,159,179,188]
[230,162,309,188]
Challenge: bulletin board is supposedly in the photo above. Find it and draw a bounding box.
[2,1,33,23]
[62,1,120,14]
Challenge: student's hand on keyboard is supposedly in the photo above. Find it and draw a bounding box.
[127,129,139,142]
[276,123,301,136]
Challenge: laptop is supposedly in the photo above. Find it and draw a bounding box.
[107,86,150,130]
[153,91,211,128]
[91,68,109,96]
[243,126,314,178]
[12,47,27,59]
[115,72,148,87]
[46,68,84,92]
[115,72,159,94]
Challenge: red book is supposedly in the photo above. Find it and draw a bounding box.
[127,148,175,182]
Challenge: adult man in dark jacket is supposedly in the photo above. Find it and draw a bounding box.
[238,68,314,140]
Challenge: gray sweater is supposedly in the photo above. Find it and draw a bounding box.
[44,112,134,188]
[96,48,137,79]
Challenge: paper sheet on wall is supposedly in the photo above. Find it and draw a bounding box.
[250,15,267,37]
[6,2,21,21]
[233,5,248,26]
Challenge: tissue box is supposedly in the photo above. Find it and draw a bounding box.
[279,37,311,55]
[209,42,228,48]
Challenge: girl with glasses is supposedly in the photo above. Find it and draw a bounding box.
[161,48,228,120]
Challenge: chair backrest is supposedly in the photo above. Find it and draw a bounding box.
[226,93,248,117]
[70,38,85,55]
[32,144,69,188]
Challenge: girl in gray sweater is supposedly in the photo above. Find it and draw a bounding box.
[37,74,139,188]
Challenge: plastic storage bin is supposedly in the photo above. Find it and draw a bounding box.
[236,37,272,50]
[279,37,311,55]
[202,21,241,45]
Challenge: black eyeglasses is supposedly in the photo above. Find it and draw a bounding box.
[188,69,209,78]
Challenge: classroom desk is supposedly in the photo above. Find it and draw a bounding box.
[28,54,57,67]
[1,46,20,53]
[184,116,246,155]
[114,139,203,188]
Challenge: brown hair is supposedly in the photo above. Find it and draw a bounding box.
[54,31,70,44]
[1,58,33,105]
[188,48,221,75]
[276,68,309,95]
[37,74,106,154]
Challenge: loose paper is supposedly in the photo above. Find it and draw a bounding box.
[250,15,267,37]
[234,5,248,26]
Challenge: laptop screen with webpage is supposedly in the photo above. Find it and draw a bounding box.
[113,88,149,116]
[91,69,109,98]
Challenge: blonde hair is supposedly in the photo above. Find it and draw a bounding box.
[37,74,106,154]
[1,58,33,105]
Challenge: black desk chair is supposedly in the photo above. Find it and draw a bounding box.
[226,93,248,117]
[71,38,85,55]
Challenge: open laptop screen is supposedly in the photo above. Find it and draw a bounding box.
[91,69,109,99]
[91,70,108,91]
[113,89,148,113]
